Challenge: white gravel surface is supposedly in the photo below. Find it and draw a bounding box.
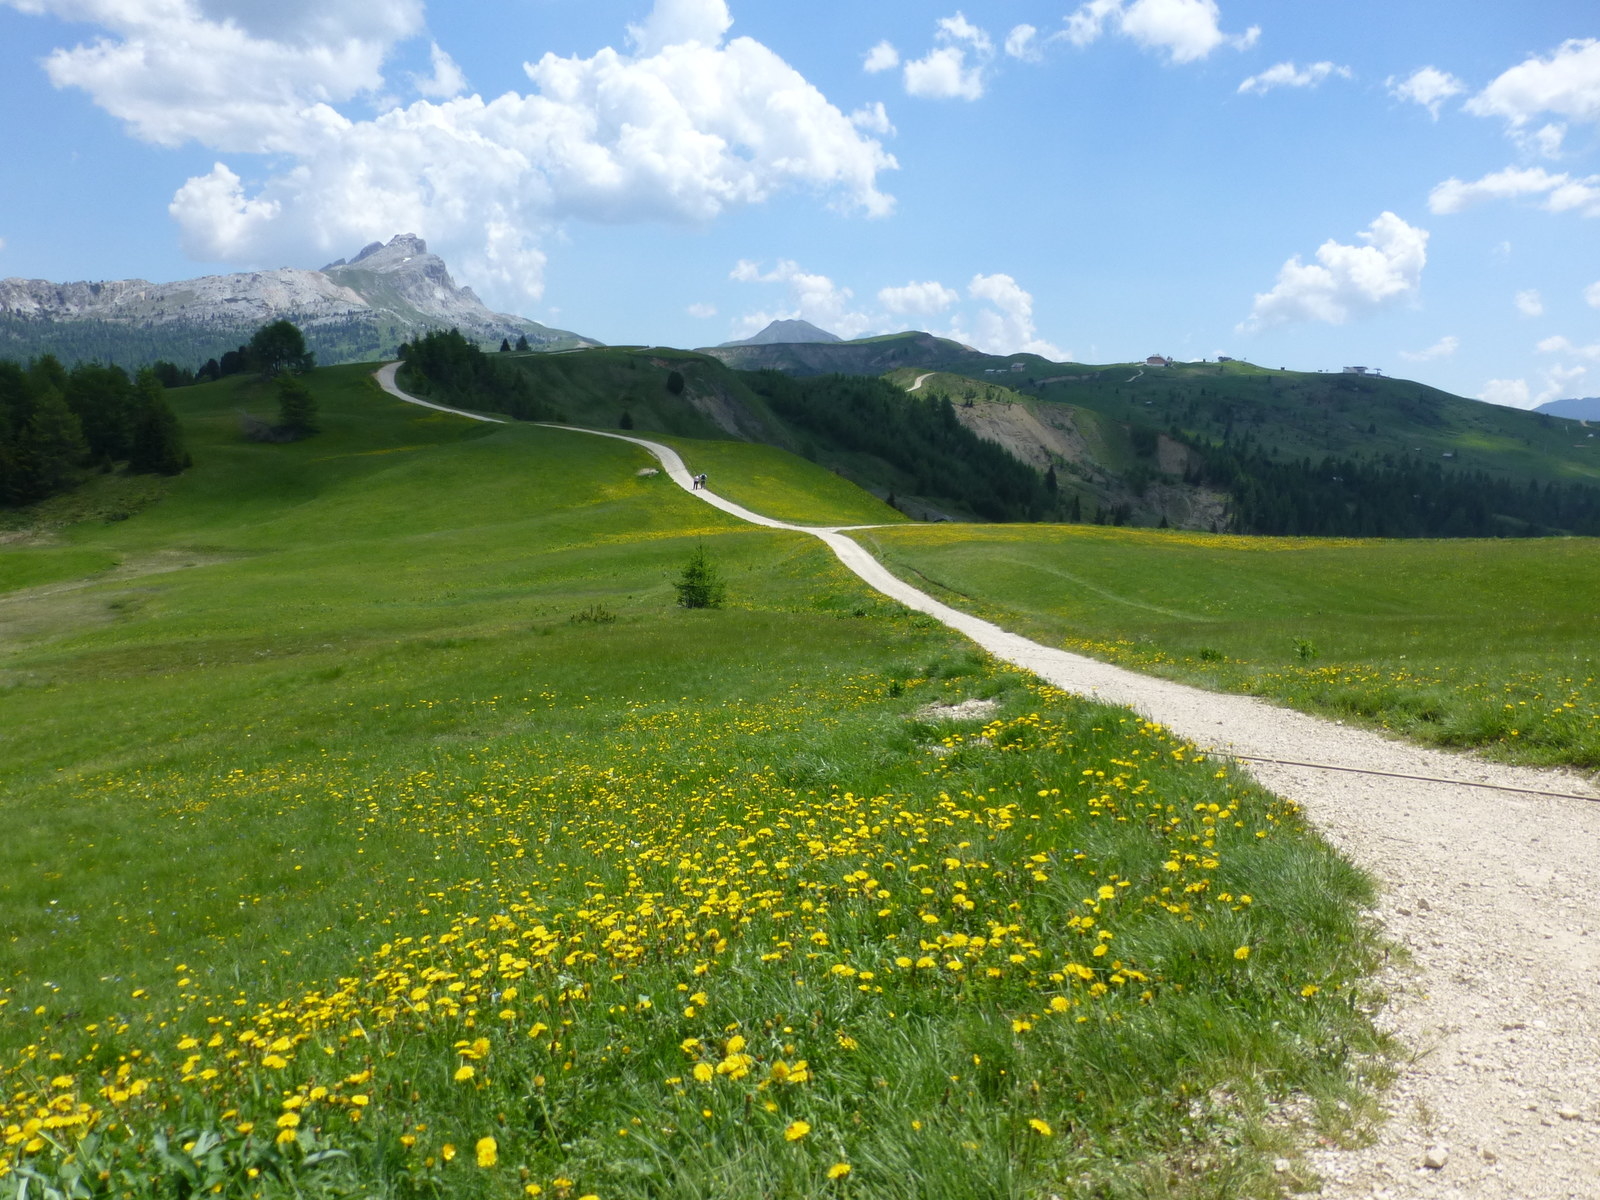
[376,367,1600,1199]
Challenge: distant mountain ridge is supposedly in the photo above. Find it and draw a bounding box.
[1536,396,1600,420]
[701,329,995,375]
[716,319,842,347]
[0,234,595,368]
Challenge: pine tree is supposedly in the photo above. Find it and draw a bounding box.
[127,370,190,475]
[276,374,320,439]
[673,543,725,609]
[515,334,531,352]
[500,339,512,353]
[16,387,88,500]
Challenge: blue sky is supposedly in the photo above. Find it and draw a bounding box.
[1,0,1596,406]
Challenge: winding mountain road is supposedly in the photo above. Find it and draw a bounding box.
[375,362,1600,1198]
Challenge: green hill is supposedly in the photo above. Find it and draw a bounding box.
[404,339,1060,522]
[492,340,1600,536]
[0,365,1385,1198]
[1012,358,1600,487]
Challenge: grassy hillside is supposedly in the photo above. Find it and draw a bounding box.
[1011,358,1600,487]
[862,523,1600,768]
[417,345,1058,522]
[0,366,1385,1198]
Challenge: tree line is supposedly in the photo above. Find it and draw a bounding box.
[0,356,190,507]
[397,329,563,422]
[1189,443,1600,537]
[747,372,1055,521]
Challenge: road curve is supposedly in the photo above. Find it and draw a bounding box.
[374,362,1600,1198]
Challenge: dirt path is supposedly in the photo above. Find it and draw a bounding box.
[375,366,1600,1198]
[906,372,935,393]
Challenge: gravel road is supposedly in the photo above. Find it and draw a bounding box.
[375,366,1600,1199]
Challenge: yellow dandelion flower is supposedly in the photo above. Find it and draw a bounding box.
[1233,946,1251,960]
[454,1065,476,1083]
[441,1143,457,1162]
[784,1119,811,1142]
[475,1136,498,1168]
[1028,1118,1053,1137]
[827,1162,852,1180]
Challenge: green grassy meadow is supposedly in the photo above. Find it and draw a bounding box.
[1,368,1386,1199]
[862,523,1600,769]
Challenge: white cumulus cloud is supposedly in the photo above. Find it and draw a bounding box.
[1537,335,1600,361]
[728,261,1065,357]
[1586,280,1600,308]
[1479,367,1590,410]
[1400,335,1458,362]
[1064,0,1257,65]
[863,40,899,73]
[878,280,960,315]
[1515,289,1544,317]
[625,0,732,55]
[5,0,423,152]
[1238,61,1350,96]
[687,302,716,318]
[10,0,897,302]
[850,101,895,136]
[411,41,466,99]
[903,12,994,101]
[1428,166,1600,217]
[1386,66,1465,119]
[1480,378,1532,408]
[1466,38,1600,130]
[1240,211,1429,330]
[729,258,874,339]
[950,273,1065,358]
[1005,24,1040,61]
[143,1,898,301]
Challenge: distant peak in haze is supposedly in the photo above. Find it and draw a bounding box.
[1535,396,1600,420]
[719,319,842,347]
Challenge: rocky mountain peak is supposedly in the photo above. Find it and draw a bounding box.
[1,234,595,363]
[328,234,437,278]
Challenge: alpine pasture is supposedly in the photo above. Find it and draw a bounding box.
[3,368,1386,1198]
[863,523,1600,769]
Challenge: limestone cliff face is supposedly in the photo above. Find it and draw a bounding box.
[0,234,592,356]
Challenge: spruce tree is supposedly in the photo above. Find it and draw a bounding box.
[276,374,320,439]
[673,543,725,609]
[16,387,88,500]
[127,370,190,475]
